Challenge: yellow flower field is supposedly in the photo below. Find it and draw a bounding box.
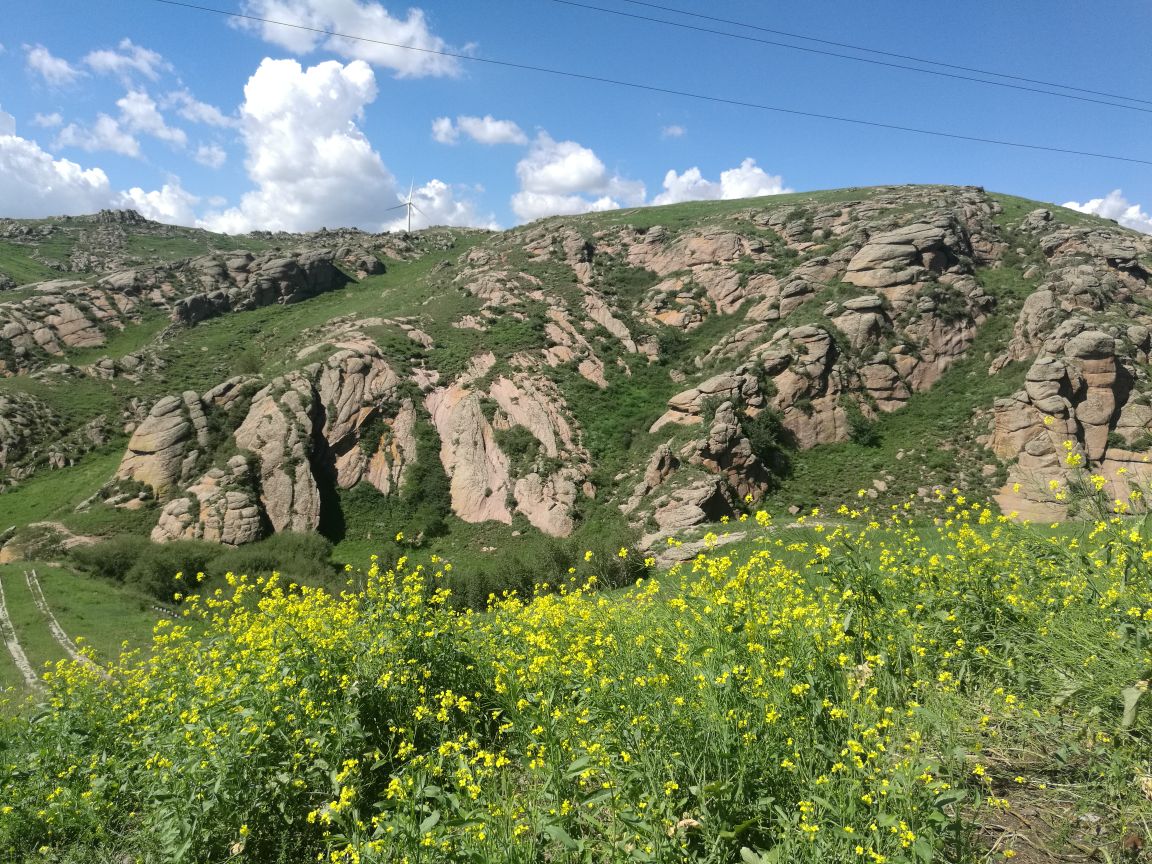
[4,497,1152,862]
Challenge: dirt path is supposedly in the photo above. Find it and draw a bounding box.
[0,571,41,691]
[25,570,91,668]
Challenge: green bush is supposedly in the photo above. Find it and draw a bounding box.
[212,532,335,584]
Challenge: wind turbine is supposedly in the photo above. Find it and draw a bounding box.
[386,180,424,233]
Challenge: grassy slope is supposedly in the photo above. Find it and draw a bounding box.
[0,188,1132,572]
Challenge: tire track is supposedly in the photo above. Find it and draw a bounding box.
[25,570,85,663]
[0,571,41,691]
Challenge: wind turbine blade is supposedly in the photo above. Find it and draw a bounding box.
[384,203,408,212]
[407,179,414,203]
[410,203,426,217]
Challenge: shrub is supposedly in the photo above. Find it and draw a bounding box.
[212,532,335,584]
[70,534,152,582]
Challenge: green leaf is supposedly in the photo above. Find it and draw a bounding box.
[419,810,441,833]
[1122,682,1147,729]
[544,824,580,850]
[740,848,763,864]
[934,789,967,809]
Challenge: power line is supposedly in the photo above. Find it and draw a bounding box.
[143,0,1152,166]
[615,0,1152,108]
[549,0,1152,115]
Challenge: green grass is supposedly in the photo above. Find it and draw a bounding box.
[0,241,61,285]
[0,446,125,530]
[574,186,881,232]
[0,565,68,681]
[62,312,172,366]
[27,563,168,663]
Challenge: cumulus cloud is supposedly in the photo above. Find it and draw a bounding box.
[56,90,187,156]
[24,43,84,86]
[32,112,63,128]
[116,90,187,146]
[653,158,790,205]
[57,114,140,157]
[511,132,645,222]
[167,90,236,127]
[0,128,119,218]
[661,124,686,139]
[83,38,171,81]
[237,0,460,78]
[432,114,527,146]
[199,57,398,233]
[194,143,227,168]
[1063,189,1152,235]
[385,178,498,231]
[117,180,200,225]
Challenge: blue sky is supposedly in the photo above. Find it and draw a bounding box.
[1,0,1150,232]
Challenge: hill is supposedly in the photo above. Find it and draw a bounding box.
[0,186,1150,588]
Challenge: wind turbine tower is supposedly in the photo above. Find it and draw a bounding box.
[387,181,424,233]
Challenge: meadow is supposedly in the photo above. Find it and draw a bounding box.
[3,489,1152,863]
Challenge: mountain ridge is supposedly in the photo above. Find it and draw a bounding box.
[1,184,1149,572]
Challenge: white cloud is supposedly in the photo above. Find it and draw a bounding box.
[167,90,236,127]
[83,38,171,81]
[237,0,460,78]
[32,112,63,128]
[431,116,457,144]
[0,132,118,217]
[0,107,15,136]
[56,114,140,157]
[433,114,527,146]
[54,90,187,156]
[385,178,497,231]
[511,132,645,222]
[653,158,790,205]
[24,43,84,86]
[199,57,397,233]
[116,90,187,146]
[652,166,719,205]
[719,158,790,199]
[194,143,227,168]
[117,180,200,225]
[661,124,686,139]
[1063,189,1152,235]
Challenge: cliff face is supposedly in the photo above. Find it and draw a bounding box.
[2,187,1151,554]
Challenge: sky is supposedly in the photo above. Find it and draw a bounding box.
[1,0,1150,234]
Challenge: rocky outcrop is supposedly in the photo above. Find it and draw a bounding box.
[989,326,1136,517]
[426,381,513,527]
[172,250,352,325]
[116,392,209,496]
[234,376,321,534]
[651,369,765,432]
[843,217,971,290]
[151,456,264,545]
[685,401,773,501]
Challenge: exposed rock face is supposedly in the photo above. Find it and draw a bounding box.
[426,382,513,526]
[651,369,765,432]
[20,183,1152,552]
[151,456,264,545]
[172,250,352,325]
[0,250,354,374]
[315,342,402,488]
[685,401,773,502]
[844,217,971,289]
[116,391,209,496]
[0,393,57,477]
[234,376,321,534]
[990,327,1131,517]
